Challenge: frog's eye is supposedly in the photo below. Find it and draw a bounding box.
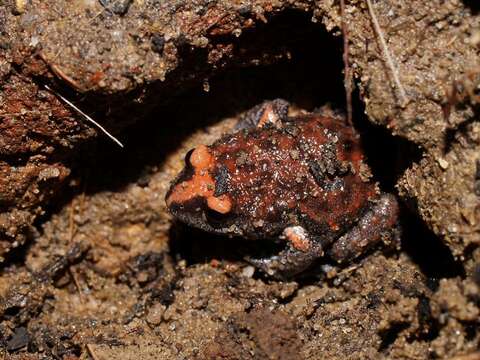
[184,149,195,166]
[205,207,229,222]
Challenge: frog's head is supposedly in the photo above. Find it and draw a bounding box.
[166,144,239,235]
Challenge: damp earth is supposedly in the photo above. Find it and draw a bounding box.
[0,0,479,359]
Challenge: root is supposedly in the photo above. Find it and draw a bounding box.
[340,0,353,125]
[365,0,408,107]
[39,52,86,92]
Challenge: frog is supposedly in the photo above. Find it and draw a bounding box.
[166,99,399,278]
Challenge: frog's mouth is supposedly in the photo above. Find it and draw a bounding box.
[167,196,240,236]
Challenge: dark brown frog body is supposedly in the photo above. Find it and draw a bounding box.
[166,100,399,277]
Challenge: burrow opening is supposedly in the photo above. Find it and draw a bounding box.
[463,0,480,14]
[33,10,462,281]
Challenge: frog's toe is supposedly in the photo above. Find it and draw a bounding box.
[235,99,290,130]
[281,225,317,253]
[245,239,323,279]
[245,255,282,278]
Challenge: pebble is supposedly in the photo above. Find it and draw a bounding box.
[146,303,167,326]
[242,265,255,278]
[99,0,132,15]
[437,158,449,170]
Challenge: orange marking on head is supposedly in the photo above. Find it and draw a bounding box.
[207,195,232,214]
[166,145,216,206]
[190,144,214,169]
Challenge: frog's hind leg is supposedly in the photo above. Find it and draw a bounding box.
[329,194,400,263]
[235,99,290,130]
[247,226,324,279]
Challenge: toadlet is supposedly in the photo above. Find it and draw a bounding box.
[166,99,399,278]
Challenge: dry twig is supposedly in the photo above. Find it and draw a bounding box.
[86,344,102,360]
[44,85,124,148]
[340,0,353,125]
[39,52,86,92]
[68,202,86,302]
[448,352,480,360]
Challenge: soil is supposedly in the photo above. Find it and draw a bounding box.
[0,0,479,359]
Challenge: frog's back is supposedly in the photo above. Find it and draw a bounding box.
[210,114,379,241]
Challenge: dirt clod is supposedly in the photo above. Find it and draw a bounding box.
[202,307,302,360]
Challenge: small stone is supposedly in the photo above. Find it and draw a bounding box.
[136,271,149,283]
[238,5,252,16]
[13,0,26,14]
[146,303,166,326]
[98,0,132,15]
[232,28,242,37]
[437,158,449,170]
[242,266,255,278]
[469,29,480,47]
[203,80,210,92]
[7,327,29,351]
[151,34,165,54]
[29,36,39,47]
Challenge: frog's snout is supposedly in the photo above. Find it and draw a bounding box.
[166,145,232,215]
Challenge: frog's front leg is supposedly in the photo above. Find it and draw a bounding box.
[328,194,400,263]
[247,226,324,279]
[235,98,290,130]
